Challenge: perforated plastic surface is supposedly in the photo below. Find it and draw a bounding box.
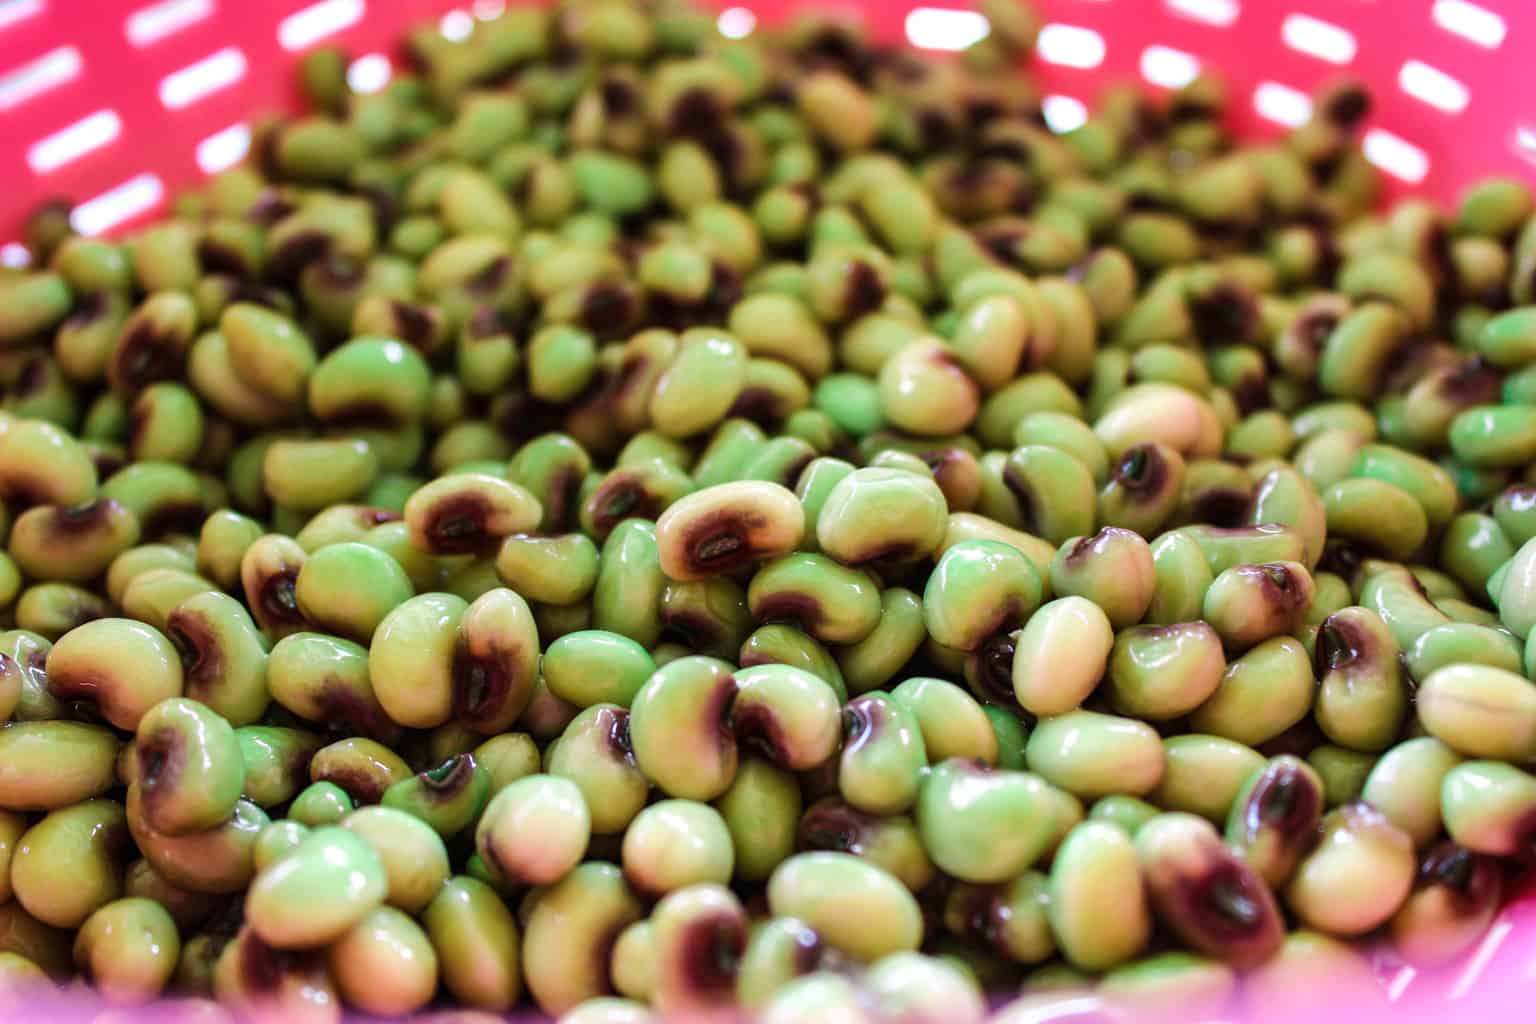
[0,0,1534,1016]
[1,0,1532,255]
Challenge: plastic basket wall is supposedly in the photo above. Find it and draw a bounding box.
[0,0,1534,1017]
[0,0,1532,255]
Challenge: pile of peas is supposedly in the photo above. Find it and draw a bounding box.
[1,1,1536,1021]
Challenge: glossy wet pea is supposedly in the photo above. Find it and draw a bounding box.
[522,861,643,1015]
[73,898,180,1006]
[766,852,921,962]
[1225,755,1326,887]
[423,875,522,1011]
[1108,622,1226,720]
[916,759,1057,882]
[292,542,413,643]
[814,467,948,568]
[837,692,927,815]
[244,825,386,950]
[1151,735,1266,823]
[0,721,121,810]
[923,540,1042,653]
[133,697,243,836]
[381,753,491,838]
[1048,821,1151,971]
[12,798,128,929]
[1285,802,1416,936]
[45,618,183,731]
[1417,662,1536,761]
[339,806,451,915]
[1314,606,1409,753]
[1049,527,1154,630]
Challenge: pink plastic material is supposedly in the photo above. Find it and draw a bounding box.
[0,0,1533,1016]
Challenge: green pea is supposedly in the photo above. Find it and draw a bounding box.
[1441,760,1536,855]
[368,592,466,729]
[1407,622,1524,683]
[1189,636,1313,745]
[1150,735,1265,822]
[1011,596,1113,717]
[581,457,694,543]
[12,799,128,928]
[592,519,665,648]
[381,752,491,838]
[1492,485,1536,546]
[1248,465,1328,568]
[338,806,451,915]
[0,721,121,811]
[943,870,1054,965]
[924,540,1042,652]
[475,773,589,887]
[308,736,410,806]
[309,337,431,427]
[1450,404,1536,469]
[994,445,1096,545]
[164,590,270,727]
[916,759,1056,883]
[1285,802,1415,936]
[422,875,521,1011]
[1144,530,1214,625]
[1225,755,1325,887]
[1314,606,1408,752]
[44,618,182,731]
[288,782,353,827]
[837,692,927,815]
[621,801,734,898]
[73,898,180,1006]
[522,862,643,1015]
[889,678,996,766]
[293,541,413,643]
[236,727,322,808]
[1202,561,1314,652]
[1417,662,1536,760]
[1014,411,1109,484]
[815,467,947,568]
[245,825,386,949]
[1108,622,1226,720]
[1306,745,1377,809]
[133,697,243,836]
[1389,839,1504,967]
[262,437,376,510]
[767,852,921,962]
[1025,711,1165,798]
[1048,528,1154,629]
[1048,821,1150,971]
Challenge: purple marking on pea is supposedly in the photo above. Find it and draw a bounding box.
[580,282,640,339]
[589,475,659,535]
[751,592,822,633]
[423,492,498,555]
[797,798,877,856]
[256,570,304,628]
[315,680,395,742]
[389,301,438,351]
[465,256,512,297]
[969,633,1023,712]
[843,261,886,322]
[467,305,508,340]
[600,75,639,117]
[594,706,635,763]
[63,289,111,329]
[312,253,365,289]
[1111,444,1170,499]
[1314,613,1375,678]
[136,727,183,819]
[47,498,117,536]
[451,634,528,728]
[679,508,765,577]
[111,319,187,390]
[141,500,206,539]
[416,755,477,802]
[1239,760,1322,844]
[246,189,296,228]
[726,387,782,427]
[265,230,331,285]
[314,766,387,806]
[674,910,746,1001]
[732,699,793,767]
[1188,281,1259,345]
[667,87,725,140]
[1417,841,1502,912]
[166,608,226,703]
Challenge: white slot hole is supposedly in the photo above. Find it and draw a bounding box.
[196,121,250,174]
[1515,125,1536,166]
[1448,920,1514,1000]
[1432,0,1506,48]
[0,46,81,111]
[1163,0,1239,28]
[472,0,503,18]
[70,174,165,236]
[27,109,121,174]
[159,46,246,109]
[906,8,990,51]
[126,0,213,46]
[1398,60,1469,114]
[0,0,45,32]
[1363,129,1429,184]
[1253,81,1312,127]
[1,243,29,268]
[1036,24,1104,69]
[1281,13,1356,65]
[346,52,391,94]
[1042,95,1088,134]
[1140,45,1199,89]
[717,6,756,39]
[278,0,363,51]
[440,9,473,41]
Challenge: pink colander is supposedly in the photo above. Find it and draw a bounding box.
[0,0,1533,1019]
